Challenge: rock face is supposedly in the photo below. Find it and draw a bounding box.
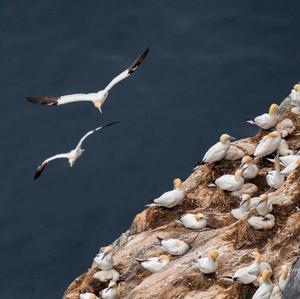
[63,100,300,299]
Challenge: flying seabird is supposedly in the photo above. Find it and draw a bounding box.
[33,122,118,180]
[26,48,150,113]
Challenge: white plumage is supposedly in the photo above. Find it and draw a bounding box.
[158,237,189,256]
[254,131,281,157]
[248,214,275,230]
[197,250,218,274]
[231,194,251,220]
[178,213,208,230]
[94,246,114,271]
[252,270,273,299]
[214,169,244,191]
[101,281,118,299]
[266,154,285,189]
[136,255,170,273]
[240,156,259,179]
[247,104,279,129]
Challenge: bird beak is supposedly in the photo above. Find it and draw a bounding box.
[256,200,263,207]
[240,162,246,168]
[99,107,102,114]
[105,286,112,293]
[230,136,236,140]
[101,252,107,261]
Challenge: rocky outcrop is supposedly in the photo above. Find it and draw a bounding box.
[63,100,300,299]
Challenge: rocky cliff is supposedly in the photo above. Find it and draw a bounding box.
[63,96,300,299]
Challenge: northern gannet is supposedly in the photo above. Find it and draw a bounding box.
[280,159,300,177]
[267,153,285,189]
[248,214,275,230]
[224,145,245,161]
[178,212,208,230]
[194,134,234,168]
[247,104,279,129]
[94,246,114,271]
[231,194,251,220]
[278,264,289,292]
[80,293,99,299]
[26,48,149,113]
[289,83,300,103]
[93,269,120,282]
[252,269,273,299]
[101,281,118,299]
[231,183,258,197]
[151,178,185,208]
[278,139,293,156]
[197,250,218,274]
[157,237,189,256]
[240,156,259,179]
[135,255,170,273]
[33,122,118,180]
[279,154,300,166]
[256,194,273,216]
[212,169,244,191]
[254,131,281,157]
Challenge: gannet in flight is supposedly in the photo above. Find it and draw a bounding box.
[135,255,170,273]
[197,250,219,274]
[254,131,281,157]
[26,48,150,113]
[240,156,259,179]
[33,122,118,180]
[252,270,273,299]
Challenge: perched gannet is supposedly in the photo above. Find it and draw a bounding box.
[247,104,279,129]
[231,194,251,220]
[256,194,273,216]
[178,212,208,230]
[224,145,245,161]
[93,269,120,282]
[221,252,261,284]
[266,153,285,189]
[254,131,281,157]
[240,156,259,179]
[212,169,244,191]
[100,281,118,299]
[289,83,300,102]
[80,293,99,299]
[94,246,114,270]
[33,122,118,180]
[194,134,234,168]
[279,154,300,166]
[254,262,273,287]
[151,178,185,208]
[197,250,219,274]
[248,214,275,230]
[278,264,289,292]
[252,270,273,299]
[135,255,170,273]
[270,285,282,299]
[157,237,189,256]
[278,139,293,156]
[231,183,258,197]
[280,159,300,177]
[26,48,149,113]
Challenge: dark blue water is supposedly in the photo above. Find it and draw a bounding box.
[1,1,300,298]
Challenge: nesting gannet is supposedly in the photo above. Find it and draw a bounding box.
[26,48,149,113]
[100,281,118,299]
[252,269,273,299]
[278,264,289,292]
[254,131,281,157]
[267,153,285,189]
[197,250,218,274]
[224,145,245,161]
[247,104,279,129]
[270,285,282,299]
[256,194,273,216]
[240,156,259,179]
[212,169,244,191]
[289,83,300,102]
[231,194,251,220]
[280,159,300,177]
[33,122,118,180]
[221,252,261,284]
[80,293,99,299]
[151,178,185,208]
[231,183,258,197]
[178,212,208,230]
[278,139,293,156]
[94,246,114,270]
[279,154,300,166]
[248,214,275,230]
[135,255,170,273]
[93,269,120,282]
[157,237,189,256]
[194,134,234,168]
[254,262,273,287]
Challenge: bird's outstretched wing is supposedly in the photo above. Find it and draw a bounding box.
[103,47,150,92]
[26,94,93,106]
[34,153,70,180]
[75,121,119,150]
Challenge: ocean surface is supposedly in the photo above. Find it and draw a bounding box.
[1,1,300,298]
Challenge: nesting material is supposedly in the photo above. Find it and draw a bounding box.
[275,118,296,137]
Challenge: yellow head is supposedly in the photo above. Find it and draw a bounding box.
[268,103,279,114]
[195,213,206,221]
[93,100,101,109]
[242,155,252,164]
[293,84,300,92]
[281,264,289,278]
[241,194,251,201]
[208,250,219,261]
[173,178,182,189]
[251,251,261,262]
[262,269,272,282]
[267,131,280,139]
[103,245,113,254]
[220,134,231,144]
[108,280,117,289]
[175,239,182,246]
[88,294,97,299]
[68,156,76,167]
[235,169,243,179]
[296,160,300,167]
[259,194,268,201]
[159,255,171,263]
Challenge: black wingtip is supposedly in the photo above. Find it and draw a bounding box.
[33,163,47,180]
[26,96,58,105]
[157,236,163,243]
[128,47,150,74]
[103,121,120,128]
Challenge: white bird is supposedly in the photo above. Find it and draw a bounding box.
[93,269,120,282]
[278,139,293,156]
[94,246,114,271]
[280,159,300,177]
[151,178,185,208]
[240,156,259,179]
[26,48,150,113]
[101,281,118,299]
[289,83,300,103]
[231,183,258,197]
[33,122,118,179]
[270,285,282,299]
[197,250,219,274]
[213,169,244,191]
[135,255,170,273]
[254,262,272,287]
[247,103,279,129]
[278,264,289,292]
[252,269,273,299]
[256,194,273,216]
[224,145,246,161]
[267,153,285,189]
[248,214,275,230]
[254,131,282,157]
[279,155,300,166]
[178,212,208,230]
[231,194,251,220]
[157,237,189,256]
[221,252,261,284]
[80,293,99,299]
[194,134,234,168]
